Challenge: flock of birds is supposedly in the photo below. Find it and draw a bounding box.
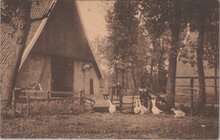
[107,98,185,118]
[133,98,163,115]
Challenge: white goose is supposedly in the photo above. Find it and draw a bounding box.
[138,99,148,115]
[134,99,141,114]
[171,108,185,118]
[107,99,116,114]
[151,98,163,115]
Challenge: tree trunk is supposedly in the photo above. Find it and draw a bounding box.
[165,1,181,109]
[150,39,158,94]
[122,69,125,88]
[131,67,137,91]
[157,57,162,92]
[1,0,32,109]
[196,18,206,114]
[166,44,178,107]
[149,58,154,93]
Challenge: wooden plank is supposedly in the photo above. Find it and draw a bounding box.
[121,103,134,105]
[50,91,75,97]
[20,90,48,97]
[48,97,79,100]
[18,91,47,98]
[17,96,80,101]
[176,85,219,88]
[50,91,75,94]
[176,76,219,79]
[21,90,48,93]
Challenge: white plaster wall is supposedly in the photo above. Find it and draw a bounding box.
[73,61,100,95]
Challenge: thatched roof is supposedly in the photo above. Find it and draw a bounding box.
[1,0,103,78]
[1,0,55,80]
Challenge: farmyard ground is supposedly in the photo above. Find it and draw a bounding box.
[1,112,218,139]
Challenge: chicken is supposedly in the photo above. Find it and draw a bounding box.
[134,99,141,114]
[137,99,148,115]
[151,98,163,115]
[171,108,185,118]
[107,99,116,114]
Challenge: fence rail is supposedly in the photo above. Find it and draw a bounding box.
[176,76,219,96]
[176,76,219,79]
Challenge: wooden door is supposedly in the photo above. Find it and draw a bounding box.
[51,56,73,93]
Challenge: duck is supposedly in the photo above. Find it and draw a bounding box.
[171,108,185,118]
[138,99,148,115]
[151,98,163,115]
[107,99,116,114]
[134,99,141,114]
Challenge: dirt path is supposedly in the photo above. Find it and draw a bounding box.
[1,112,218,139]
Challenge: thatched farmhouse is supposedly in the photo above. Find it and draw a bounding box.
[1,0,103,96]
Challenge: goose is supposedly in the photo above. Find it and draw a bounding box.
[107,99,116,114]
[171,108,185,118]
[134,99,141,114]
[151,98,163,115]
[137,99,148,115]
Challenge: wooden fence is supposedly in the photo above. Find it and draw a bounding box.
[12,89,95,117]
[176,76,219,94]
[176,76,219,99]
[176,76,219,115]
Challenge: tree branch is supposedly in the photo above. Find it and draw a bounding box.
[30,13,48,22]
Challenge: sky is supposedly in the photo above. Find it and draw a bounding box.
[77,1,113,41]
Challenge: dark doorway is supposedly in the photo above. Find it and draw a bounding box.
[90,79,94,95]
[51,56,73,93]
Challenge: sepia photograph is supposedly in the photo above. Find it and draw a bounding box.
[0,0,219,139]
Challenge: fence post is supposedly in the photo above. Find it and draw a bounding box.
[79,90,84,113]
[214,76,218,99]
[79,90,82,105]
[190,78,194,116]
[12,90,16,116]
[13,88,22,116]
[147,96,151,113]
[47,91,50,101]
[82,95,85,113]
[47,91,50,115]
[131,91,135,109]
[119,88,122,112]
[27,96,30,117]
